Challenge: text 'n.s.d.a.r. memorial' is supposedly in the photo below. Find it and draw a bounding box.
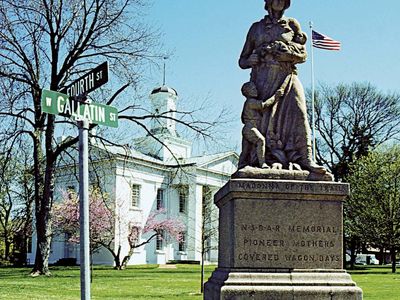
[236,221,342,269]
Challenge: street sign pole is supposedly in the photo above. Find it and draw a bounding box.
[40,62,117,300]
[79,115,90,300]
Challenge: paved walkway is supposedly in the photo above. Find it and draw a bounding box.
[158,264,177,269]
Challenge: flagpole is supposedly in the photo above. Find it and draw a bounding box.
[309,21,316,162]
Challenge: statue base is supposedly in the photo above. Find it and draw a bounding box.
[203,179,362,299]
[204,269,362,300]
[232,166,334,181]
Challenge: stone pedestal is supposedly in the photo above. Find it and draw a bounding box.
[204,179,362,300]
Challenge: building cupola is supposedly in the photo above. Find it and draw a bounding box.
[149,84,179,137]
[133,59,192,161]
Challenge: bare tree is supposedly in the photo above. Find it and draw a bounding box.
[0,0,223,276]
[200,185,218,294]
[0,140,34,265]
[308,82,400,267]
[0,155,14,262]
[308,82,400,181]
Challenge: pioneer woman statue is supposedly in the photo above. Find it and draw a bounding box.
[238,0,327,175]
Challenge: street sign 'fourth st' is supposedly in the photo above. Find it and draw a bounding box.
[41,89,118,128]
[61,62,108,96]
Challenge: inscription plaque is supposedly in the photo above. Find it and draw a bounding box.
[234,199,342,269]
[216,179,347,270]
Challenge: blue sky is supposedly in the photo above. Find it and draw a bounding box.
[143,0,400,152]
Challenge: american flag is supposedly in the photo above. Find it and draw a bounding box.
[312,30,341,51]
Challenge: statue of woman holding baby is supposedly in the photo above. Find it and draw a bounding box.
[238,0,327,175]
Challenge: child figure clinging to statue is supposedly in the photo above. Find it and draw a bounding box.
[238,81,284,169]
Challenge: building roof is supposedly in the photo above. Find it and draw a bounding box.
[151,85,178,96]
[93,142,237,171]
[179,151,239,168]
[94,143,165,164]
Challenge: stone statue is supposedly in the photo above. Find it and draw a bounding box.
[237,0,329,178]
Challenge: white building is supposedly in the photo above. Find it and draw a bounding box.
[28,85,238,266]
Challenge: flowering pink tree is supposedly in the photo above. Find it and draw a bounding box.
[52,190,185,269]
[52,190,114,253]
[120,209,185,269]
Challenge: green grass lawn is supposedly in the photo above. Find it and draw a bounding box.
[0,265,399,299]
[349,266,400,300]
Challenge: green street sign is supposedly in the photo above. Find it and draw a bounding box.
[41,89,118,128]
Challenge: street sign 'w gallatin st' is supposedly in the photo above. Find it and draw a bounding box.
[41,89,118,128]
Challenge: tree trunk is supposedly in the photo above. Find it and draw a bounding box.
[22,210,32,266]
[31,183,55,276]
[20,238,28,267]
[380,247,385,265]
[350,238,357,270]
[91,253,93,283]
[1,195,12,262]
[201,249,205,293]
[4,236,11,262]
[31,132,56,276]
[391,247,396,274]
[113,245,122,270]
[201,234,207,294]
[22,170,34,267]
[121,247,135,269]
[31,216,52,276]
[119,235,157,270]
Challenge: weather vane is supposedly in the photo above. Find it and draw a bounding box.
[163,56,168,86]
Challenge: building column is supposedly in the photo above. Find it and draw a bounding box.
[186,184,203,261]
